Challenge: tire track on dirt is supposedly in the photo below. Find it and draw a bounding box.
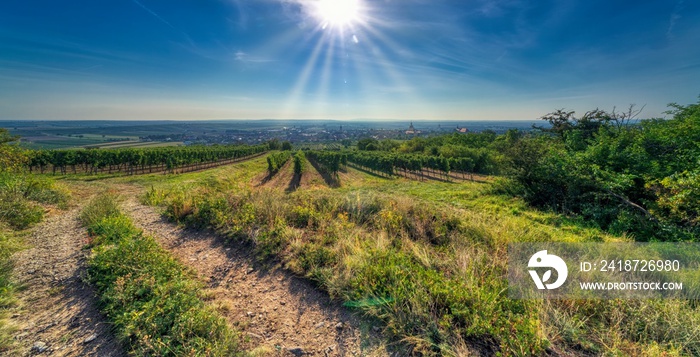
[121,194,388,356]
[9,205,124,356]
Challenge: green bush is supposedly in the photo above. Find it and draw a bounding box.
[506,100,700,241]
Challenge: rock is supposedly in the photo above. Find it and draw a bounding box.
[372,326,381,332]
[280,301,286,306]
[246,267,254,274]
[324,345,336,356]
[315,321,325,328]
[288,347,305,356]
[247,332,264,340]
[335,322,343,330]
[31,341,48,353]
[247,311,255,317]
[83,333,97,344]
[15,332,28,340]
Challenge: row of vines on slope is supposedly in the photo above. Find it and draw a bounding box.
[304,150,348,176]
[346,151,476,181]
[293,151,306,176]
[27,144,267,175]
[266,151,291,176]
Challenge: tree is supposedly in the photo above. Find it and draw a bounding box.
[533,109,576,138]
[357,137,379,151]
[512,99,700,241]
[0,128,26,172]
[267,138,281,150]
[1,128,19,144]
[281,141,293,151]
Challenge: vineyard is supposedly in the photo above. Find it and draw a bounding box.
[22,140,486,184]
[346,151,477,181]
[293,150,306,176]
[26,145,267,175]
[305,151,347,176]
[266,151,291,176]
[266,149,479,188]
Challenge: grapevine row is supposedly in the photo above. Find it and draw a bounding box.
[346,151,476,181]
[28,145,267,175]
[293,151,306,176]
[266,151,292,175]
[304,151,348,176]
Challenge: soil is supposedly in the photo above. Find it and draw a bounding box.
[258,159,331,192]
[257,160,295,191]
[8,203,125,356]
[121,193,388,356]
[298,160,332,190]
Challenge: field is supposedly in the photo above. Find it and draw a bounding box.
[83,141,183,149]
[3,101,699,356]
[6,151,687,356]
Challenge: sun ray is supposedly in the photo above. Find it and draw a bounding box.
[312,34,337,117]
[280,0,427,119]
[350,23,423,105]
[281,32,329,118]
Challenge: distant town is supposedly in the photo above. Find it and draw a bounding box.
[1,119,541,150]
[139,121,535,146]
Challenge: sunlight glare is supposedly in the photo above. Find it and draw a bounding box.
[315,0,360,27]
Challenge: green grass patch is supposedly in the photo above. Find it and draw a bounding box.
[0,227,21,351]
[0,172,68,229]
[82,193,240,356]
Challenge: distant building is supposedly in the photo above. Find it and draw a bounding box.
[405,122,421,135]
[455,127,469,133]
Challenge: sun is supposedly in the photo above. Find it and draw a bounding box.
[315,0,360,27]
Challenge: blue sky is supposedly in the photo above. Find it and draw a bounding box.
[1,0,699,120]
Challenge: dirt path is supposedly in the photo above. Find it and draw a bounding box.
[121,194,387,356]
[8,205,124,356]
